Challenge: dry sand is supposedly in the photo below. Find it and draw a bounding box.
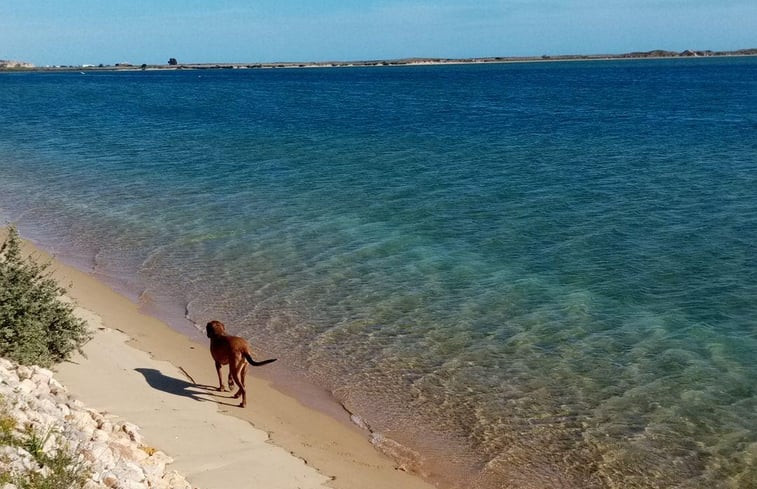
[15,235,437,489]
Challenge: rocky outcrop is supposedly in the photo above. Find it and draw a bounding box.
[0,358,196,489]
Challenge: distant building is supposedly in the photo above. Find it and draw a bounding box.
[0,59,35,69]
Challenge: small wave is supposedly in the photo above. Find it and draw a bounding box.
[349,412,371,431]
[370,432,427,476]
[344,403,428,477]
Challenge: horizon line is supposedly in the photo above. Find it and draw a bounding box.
[2,47,757,69]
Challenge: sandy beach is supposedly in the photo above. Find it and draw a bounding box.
[15,234,437,489]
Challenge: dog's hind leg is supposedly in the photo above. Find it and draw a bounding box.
[239,362,247,392]
[237,363,249,407]
[229,361,247,407]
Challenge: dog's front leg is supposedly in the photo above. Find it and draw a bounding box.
[215,361,227,391]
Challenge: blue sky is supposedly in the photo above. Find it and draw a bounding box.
[2,1,755,65]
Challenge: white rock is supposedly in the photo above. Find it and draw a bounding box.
[121,422,143,445]
[92,428,110,442]
[130,446,149,463]
[161,471,193,489]
[16,365,32,380]
[35,398,58,416]
[0,367,15,384]
[17,378,35,395]
[112,460,145,483]
[8,407,28,428]
[30,369,53,387]
[55,401,71,417]
[109,438,144,464]
[68,410,97,432]
[85,409,104,427]
[1,446,35,473]
[48,377,65,395]
[35,465,52,478]
[0,383,14,397]
[41,430,59,455]
[25,408,56,431]
[67,398,85,410]
[32,382,52,399]
[87,441,116,468]
[0,358,195,489]
[141,450,172,481]
[122,479,149,489]
[101,471,120,488]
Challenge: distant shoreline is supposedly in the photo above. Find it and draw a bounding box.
[2,48,756,72]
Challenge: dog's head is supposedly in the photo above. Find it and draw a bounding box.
[206,320,226,339]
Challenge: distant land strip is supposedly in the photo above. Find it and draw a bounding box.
[2,48,756,71]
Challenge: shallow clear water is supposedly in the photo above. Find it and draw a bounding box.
[1,58,756,488]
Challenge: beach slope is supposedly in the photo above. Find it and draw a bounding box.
[19,235,436,489]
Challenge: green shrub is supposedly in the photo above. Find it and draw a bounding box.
[0,227,91,367]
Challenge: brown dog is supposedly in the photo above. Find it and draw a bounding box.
[205,320,276,407]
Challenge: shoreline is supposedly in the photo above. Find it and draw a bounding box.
[13,231,439,489]
[2,49,756,72]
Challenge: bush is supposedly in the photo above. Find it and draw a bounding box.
[0,227,91,367]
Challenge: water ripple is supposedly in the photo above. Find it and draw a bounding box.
[1,58,756,488]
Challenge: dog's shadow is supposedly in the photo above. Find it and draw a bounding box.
[134,368,239,407]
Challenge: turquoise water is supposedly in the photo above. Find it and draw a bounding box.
[1,58,756,488]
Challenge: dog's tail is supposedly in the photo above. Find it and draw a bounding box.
[244,352,277,367]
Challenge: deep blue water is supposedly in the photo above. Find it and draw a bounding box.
[1,58,756,488]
